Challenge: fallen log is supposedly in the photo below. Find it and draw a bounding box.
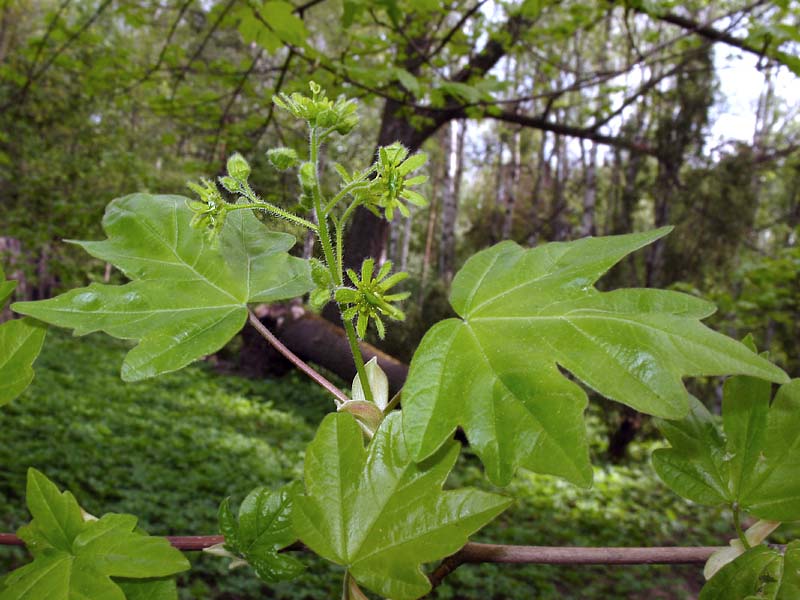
[241,304,409,395]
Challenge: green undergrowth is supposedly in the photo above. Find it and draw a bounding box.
[0,329,737,598]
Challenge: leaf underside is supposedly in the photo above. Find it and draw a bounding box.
[700,542,800,599]
[0,265,47,406]
[654,378,800,521]
[293,412,511,600]
[403,229,788,486]
[12,194,312,381]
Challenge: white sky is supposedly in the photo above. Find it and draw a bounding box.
[712,47,800,144]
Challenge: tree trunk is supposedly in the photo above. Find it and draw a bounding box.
[502,128,521,240]
[400,210,412,273]
[550,131,570,241]
[439,120,466,284]
[527,132,548,246]
[342,99,427,271]
[580,140,597,237]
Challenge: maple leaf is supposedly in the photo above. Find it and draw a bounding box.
[13,194,312,381]
[0,469,188,600]
[293,412,511,600]
[402,229,788,486]
[0,264,45,406]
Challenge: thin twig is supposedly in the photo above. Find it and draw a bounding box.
[247,310,349,407]
[0,531,730,565]
[427,543,727,588]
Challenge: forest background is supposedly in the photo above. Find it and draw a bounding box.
[0,0,799,597]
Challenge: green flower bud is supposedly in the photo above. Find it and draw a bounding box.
[226,152,251,183]
[298,162,316,194]
[309,287,332,312]
[267,147,300,171]
[335,114,359,135]
[218,176,240,193]
[316,108,337,129]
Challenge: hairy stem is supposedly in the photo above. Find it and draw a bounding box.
[309,127,373,404]
[343,318,374,404]
[309,128,339,281]
[235,188,318,231]
[324,179,370,214]
[247,311,348,407]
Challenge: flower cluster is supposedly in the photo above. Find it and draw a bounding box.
[359,143,428,220]
[273,81,358,136]
[335,259,409,339]
[186,178,227,241]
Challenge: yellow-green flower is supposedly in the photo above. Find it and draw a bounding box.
[362,143,428,220]
[186,178,227,241]
[273,81,358,136]
[335,259,410,339]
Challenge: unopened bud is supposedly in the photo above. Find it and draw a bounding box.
[226,152,251,183]
[298,162,316,193]
[218,176,240,193]
[267,147,299,171]
[316,108,337,129]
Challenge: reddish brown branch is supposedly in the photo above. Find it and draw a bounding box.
[427,543,723,588]
[247,310,349,406]
[0,532,724,565]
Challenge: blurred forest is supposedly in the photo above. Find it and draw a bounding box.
[2,0,798,372]
[1,1,800,597]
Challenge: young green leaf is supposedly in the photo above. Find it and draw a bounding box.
[12,194,312,381]
[700,541,800,599]
[2,469,189,600]
[116,579,179,600]
[403,230,788,487]
[0,265,46,406]
[212,483,304,583]
[654,378,800,521]
[293,412,511,600]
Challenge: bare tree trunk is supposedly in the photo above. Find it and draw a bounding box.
[502,128,521,240]
[388,218,401,264]
[527,132,548,246]
[419,128,445,303]
[493,135,505,242]
[439,120,466,284]
[400,211,413,273]
[550,129,570,241]
[580,140,597,237]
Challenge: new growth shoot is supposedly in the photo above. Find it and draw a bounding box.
[187,81,427,414]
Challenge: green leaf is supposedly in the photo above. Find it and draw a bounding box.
[651,396,731,506]
[116,579,179,600]
[393,68,420,96]
[700,545,781,599]
[261,2,308,47]
[0,266,46,406]
[216,484,304,583]
[654,378,800,520]
[700,541,800,599]
[13,194,312,381]
[2,469,188,600]
[18,469,84,554]
[403,230,788,486]
[294,412,511,600]
[0,318,46,407]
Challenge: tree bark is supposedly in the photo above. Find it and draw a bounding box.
[580,140,598,237]
[439,120,466,283]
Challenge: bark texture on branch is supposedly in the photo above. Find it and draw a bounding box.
[0,531,726,564]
